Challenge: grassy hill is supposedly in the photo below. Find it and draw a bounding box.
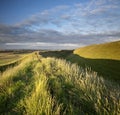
[74,41,120,60]
[38,41,120,83]
[66,41,120,82]
[0,52,120,114]
[0,41,120,114]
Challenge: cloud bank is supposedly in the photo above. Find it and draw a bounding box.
[0,0,120,49]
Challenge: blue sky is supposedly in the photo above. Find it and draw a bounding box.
[0,0,83,24]
[0,0,120,49]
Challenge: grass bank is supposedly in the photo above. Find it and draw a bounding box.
[0,53,120,114]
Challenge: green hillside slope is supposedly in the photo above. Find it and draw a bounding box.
[74,41,120,60]
[67,41,120,82]
[0,52,120,114]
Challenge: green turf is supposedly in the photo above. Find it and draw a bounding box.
[0,41,120,114]
[72,41,120,82]
[0,53,119,114]
[39,41,120,83]
[67,54,120,83]
[74,40,120,60]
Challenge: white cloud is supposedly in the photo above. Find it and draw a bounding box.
[5,42,82,49]
[6,42,80,47]
[14,0,120,34]
[0,0,120,49]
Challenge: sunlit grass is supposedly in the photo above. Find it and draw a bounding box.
[0,53,38,114]
[37,57,120,114]
[0,52,29,66]
[74,40,120,60]
[0,52,119,114]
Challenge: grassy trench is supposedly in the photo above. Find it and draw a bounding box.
[22,59,61,115]
[31,57,119,115]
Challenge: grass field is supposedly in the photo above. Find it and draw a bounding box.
[0,51,31,66]
[0,50,119,115]
[0,41,120,114]
[39,41,120,83]
[74,41,120,60]
[71,41,120,83]
[0,51,33,73]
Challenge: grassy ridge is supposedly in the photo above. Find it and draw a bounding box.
[39,49,120,83]
[74,41,120,60]
[35,57,120,114]
[67,54,120,83]
[0,53,120,114]
[67,41,120,82]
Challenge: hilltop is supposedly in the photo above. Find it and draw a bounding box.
[74,40,120,60]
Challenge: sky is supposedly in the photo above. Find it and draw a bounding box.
[0,0,120,49]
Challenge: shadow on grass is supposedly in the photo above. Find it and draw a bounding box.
[0,61,19,72]
[39,50,73,59]
[39,50,120,83]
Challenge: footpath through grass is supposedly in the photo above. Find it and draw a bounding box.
[0,52,120,115]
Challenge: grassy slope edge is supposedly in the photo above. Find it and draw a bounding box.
[67,41,120,82]
[74,40,120,60]
[0,52,120,114]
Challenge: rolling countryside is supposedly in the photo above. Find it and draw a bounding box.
[0,0,120,114]
[0,41,120,115]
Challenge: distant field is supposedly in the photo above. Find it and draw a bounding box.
[0,51,32,66]
[0,41,120,114]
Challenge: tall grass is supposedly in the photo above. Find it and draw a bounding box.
[22,63,61,115]
[0,53,38,114]
[0,53,119,115]
[32,57,119,115]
